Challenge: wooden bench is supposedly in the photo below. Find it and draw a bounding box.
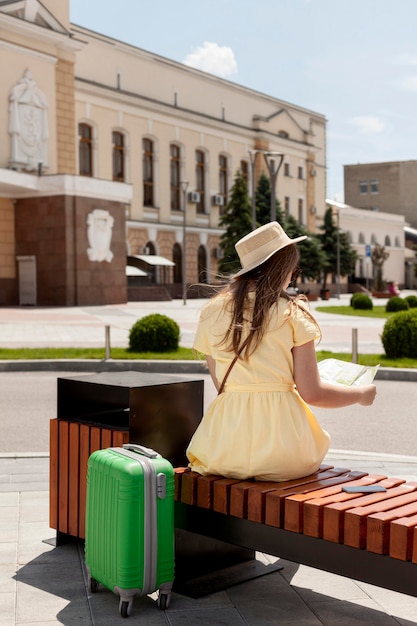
[50,420,417,597]
[174,465,417,597]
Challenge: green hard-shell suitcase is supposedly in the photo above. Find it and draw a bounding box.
[85,443,175,618]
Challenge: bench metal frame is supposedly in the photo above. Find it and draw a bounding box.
[175,501,417,597]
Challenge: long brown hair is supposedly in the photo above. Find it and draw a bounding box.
[219,244,320,358]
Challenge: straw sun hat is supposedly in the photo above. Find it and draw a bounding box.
[233,221,307,279]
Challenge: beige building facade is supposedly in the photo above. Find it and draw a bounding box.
[326,200,414,290]
[0,0,327,305]
[344,160,417,230]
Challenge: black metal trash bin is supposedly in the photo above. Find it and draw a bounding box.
[50,370,204,543]
[57,371,204,467]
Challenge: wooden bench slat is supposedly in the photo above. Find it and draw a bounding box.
[213,478,242,514]
[174,467,190,502]
[197,475,223,509]
[366,504,417,554]
[235,466,340,521]
[284,472,374,533]
[344,487,417,549]
[322,482,417,544]
[389,515,417,561]
[301,476,404,539]
[265,470,363,529]
[284,474,386,534]
[179,470,202,505]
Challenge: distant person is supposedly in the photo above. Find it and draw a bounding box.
[388,281,400,296]
[187,222,377,481]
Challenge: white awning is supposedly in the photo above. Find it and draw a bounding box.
[132,255,175,267]
[126,265,148,277]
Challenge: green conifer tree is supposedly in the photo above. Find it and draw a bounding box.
[218,171,253,275]
[255,172,284,226]
[318,207,358,290]
[284,214,326,282]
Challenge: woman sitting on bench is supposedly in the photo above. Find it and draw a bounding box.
[187,222,376,482]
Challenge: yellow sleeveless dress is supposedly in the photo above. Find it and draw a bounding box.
[186,294,330,481]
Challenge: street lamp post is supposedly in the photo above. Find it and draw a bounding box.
[180,180,189,305]
[263,152,284,222]
[335,208,341,300]
[248,149,260,230]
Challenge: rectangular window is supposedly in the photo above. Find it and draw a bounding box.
[143,138,154,206]
[359,180,368,194]
[298,198,303,223]
[370,179,379,194]
[170,144,181,210]
[284,162,290,177]
[219,155,228,212]
[112,131,125,182]
[79,123,93,177]
[240,160,248,181]
[297,166,303,179]
[196,150,205,214]
[284,196,290,217]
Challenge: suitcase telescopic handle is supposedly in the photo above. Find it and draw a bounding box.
[122,443,160,458]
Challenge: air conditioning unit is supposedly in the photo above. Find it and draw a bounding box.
[139,246,150,254]
[188,191,200,203]
[212,194,224,206]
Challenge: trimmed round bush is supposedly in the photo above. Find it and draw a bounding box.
[350,292,362,307]
[129,313,180,352]
[385,296,409,313]
[351,293,373,310]
[381,310,417,358]
[405,295,417,308]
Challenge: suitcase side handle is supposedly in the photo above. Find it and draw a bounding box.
[122,443,160,458]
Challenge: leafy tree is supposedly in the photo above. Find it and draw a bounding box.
[371,243,389,292]
[255,172,284,226]
[284,214,326,282]
[318,207,358,290]
[218,170,253,275]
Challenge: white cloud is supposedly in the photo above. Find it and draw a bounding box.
[183,41,238,79]
[349,116,386,135]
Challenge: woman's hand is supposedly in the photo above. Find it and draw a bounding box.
[358,384,377,406]
[293,341,377,408]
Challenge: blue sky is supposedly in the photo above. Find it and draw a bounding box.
[70,0,417,202]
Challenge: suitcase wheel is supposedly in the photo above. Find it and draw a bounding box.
[119,598,133,618]
[157,592,171,611]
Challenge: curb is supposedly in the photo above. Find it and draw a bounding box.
[0,359,209,374]
[0,360,416,381]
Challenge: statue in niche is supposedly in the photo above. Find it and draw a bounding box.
[9,68,48,172]
[87,209,114,263]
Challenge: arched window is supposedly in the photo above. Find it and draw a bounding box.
[79,123,93,176]
[195,150,206,214]
[170,144,181,210]
[358,232,365,244]
[173,243,182,283]
[371,234,377,244]
[112,131,125,181]
[198,245,208,284]
[143,138,154,206]
[395,236,401,247]
[385,235,391,246]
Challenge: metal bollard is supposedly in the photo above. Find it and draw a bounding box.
[352,328,358,363]
[105,325,111,360]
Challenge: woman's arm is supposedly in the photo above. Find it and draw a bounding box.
[293,341,377,408]
[206,355,220,392]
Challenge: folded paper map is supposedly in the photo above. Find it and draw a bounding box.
[318,358,379,386]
